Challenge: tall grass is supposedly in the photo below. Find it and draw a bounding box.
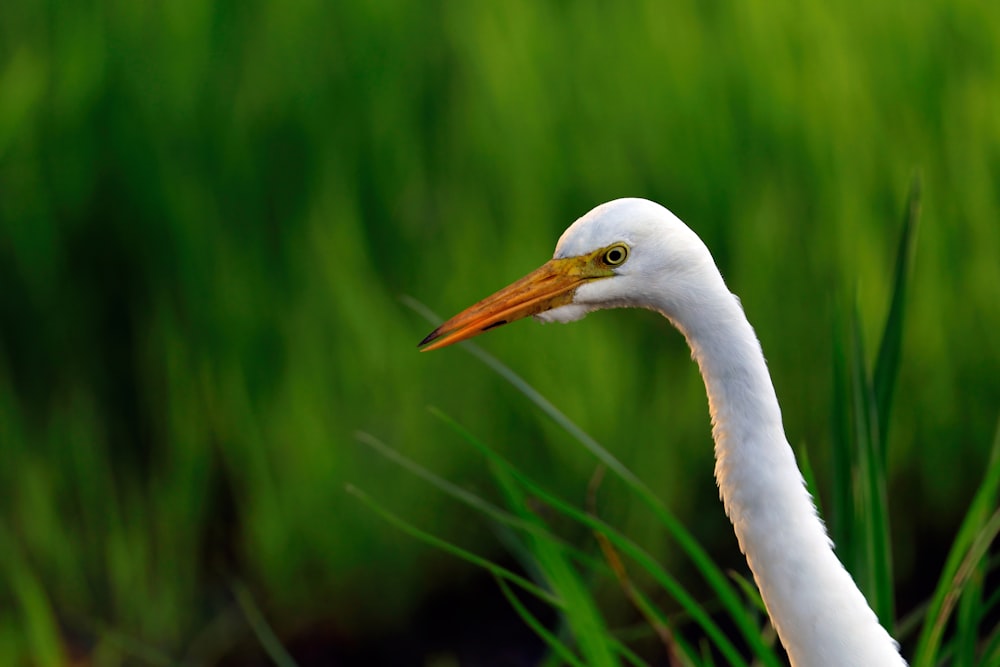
[1,0,999,662]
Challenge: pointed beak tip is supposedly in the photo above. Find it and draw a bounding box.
[417,331,440,350]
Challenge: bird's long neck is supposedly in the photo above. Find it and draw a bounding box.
[665,282,906,667]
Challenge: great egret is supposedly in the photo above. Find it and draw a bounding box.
[419,199,906,666]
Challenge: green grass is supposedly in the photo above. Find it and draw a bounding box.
[1,0,999,663]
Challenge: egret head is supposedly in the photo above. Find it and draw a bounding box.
[419,198,716,351]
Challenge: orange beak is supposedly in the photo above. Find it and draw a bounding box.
[419,256,598,351]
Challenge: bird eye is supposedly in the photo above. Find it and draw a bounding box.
[602,244,629,266]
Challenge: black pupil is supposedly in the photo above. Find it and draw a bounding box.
[607,248,622,263]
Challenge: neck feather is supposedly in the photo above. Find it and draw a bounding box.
[660,282,905,667]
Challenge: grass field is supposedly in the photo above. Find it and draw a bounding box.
[1,1,998,664]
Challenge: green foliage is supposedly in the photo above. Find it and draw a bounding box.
[911,422,1000,667]
[830,174,921,628]
[1,0,999,663]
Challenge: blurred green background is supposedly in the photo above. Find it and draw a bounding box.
[1,0,998,664]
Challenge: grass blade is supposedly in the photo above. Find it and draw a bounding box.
[952,557,983,667]
[979,618,1000,667]
[346,484,564,608]
[354,429,612,579]
[912,417,1000,666]
[873,174,922,452]
[611,639,654,667]
[830,306,855,563]
[231,580,300,667]
[728,571,768,618]
[495,577,590,667]
[593,529,679,662]
[849,306,895,624]
[355,431,545,542]
[11,567,65,667]
[430,408,755,667]
[829,180,921,621]
[490,461,618,666]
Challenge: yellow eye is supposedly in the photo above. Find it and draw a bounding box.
[602,244,629,266]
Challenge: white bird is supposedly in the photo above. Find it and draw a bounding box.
[419,198,906,667]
